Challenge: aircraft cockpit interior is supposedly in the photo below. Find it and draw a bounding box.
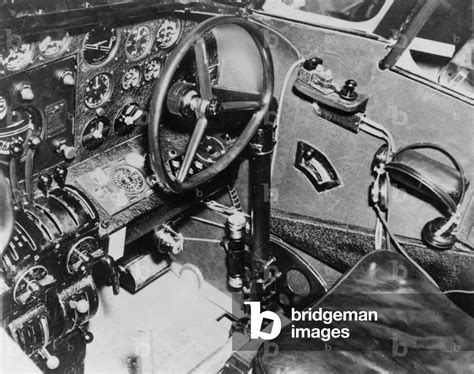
[0,1,472,373]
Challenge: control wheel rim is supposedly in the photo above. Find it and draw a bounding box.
[148,15,274,193]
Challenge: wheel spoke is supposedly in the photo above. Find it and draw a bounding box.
[176,117,208,183]
[194,38,212,101]
[221,100,261,112]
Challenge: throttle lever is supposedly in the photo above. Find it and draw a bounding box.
[100,255,120,295]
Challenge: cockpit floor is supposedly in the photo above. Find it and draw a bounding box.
[85,263,233,374]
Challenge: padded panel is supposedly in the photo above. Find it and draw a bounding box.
[257,15,472,242]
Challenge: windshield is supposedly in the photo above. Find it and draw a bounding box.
[256,0,472,100]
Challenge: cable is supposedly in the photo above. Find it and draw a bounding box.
[250,17,304,60]
[271,58,305,176]
[359,117,396,154]
[456,238,474,251]
[444,289,474,294]
[373,204,439,288]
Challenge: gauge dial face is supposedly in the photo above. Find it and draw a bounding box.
[125,25,153,61]
[143,58,162,81]
[82,116,110,150]
[0,43,34,72]
[112,165,146,194]
[38,32,71,58]
[114,103,143,136]
[83,27,118,65]
[156,18,182,49]
[121,66,141,90]
[0,107,40,155]
[67,237,101,274]
[13,265,52,305]
[84,73,113,108]
[196,136,226,164]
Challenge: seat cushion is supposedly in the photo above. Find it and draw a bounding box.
[254,250,474,374]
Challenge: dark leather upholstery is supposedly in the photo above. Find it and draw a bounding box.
[254,250,474,374]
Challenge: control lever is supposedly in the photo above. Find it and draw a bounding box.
[54,166,68,188]
[37,174,53,197]
[77,326,94,344]
[9,140,23,207]
[100,255,120,295]
[25,135,41,203]
[39,347,60,370]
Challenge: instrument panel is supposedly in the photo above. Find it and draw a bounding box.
[0,15,218,169]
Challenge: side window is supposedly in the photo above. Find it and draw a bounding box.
[395,0,472,99]
[261,0,387,23]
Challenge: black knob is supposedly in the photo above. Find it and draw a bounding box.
[38,174,53,196]
[28,135,42,150]
[303,57,323,71]
[54,166,68,188]
[205,98,222,119]
[339,79,358,101]
[9,140,23,159]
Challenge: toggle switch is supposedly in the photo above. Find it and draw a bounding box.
[39,347,60,370]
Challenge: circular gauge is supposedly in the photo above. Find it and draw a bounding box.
[196,136,226,164]
[13,265,52,305]
[114,103,144,136]
[112,165,146,194]
[121,66,141,90]
[38,32,71,58]
[83,27,119,66]
[0,43,34,72]
[125,25,153,61]
[143,57,162,81]
[84,73,113,108]
[82,116,110,150]
[67,236,100,274]
[156,18,182,49]
[0,107,41,155]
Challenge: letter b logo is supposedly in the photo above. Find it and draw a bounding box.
[245,301,282,340]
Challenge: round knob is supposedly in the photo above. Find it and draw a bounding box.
[46,355,60,370]
[59,71,75,87]
[28,135,42,150]
[339,79,358,100]
[303,57,323,71]
[75,299,90,314]
[40,348,60,370]
[18,84,34,101]
[9,141,23,158]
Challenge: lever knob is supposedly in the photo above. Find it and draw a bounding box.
[339,79,358,100]
[17,84,34,102]
[9,140,23,159]
[58,70,75,87]
[54,166,68,188]
[28,135,42,150]
[55,140,76,160]
[38,174,53,196]
[70,299,90,314]
[40,348,60,370]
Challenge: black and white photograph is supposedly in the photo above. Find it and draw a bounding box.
[0,0,472,373]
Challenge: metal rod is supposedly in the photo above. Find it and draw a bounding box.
[190,216,226,229]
